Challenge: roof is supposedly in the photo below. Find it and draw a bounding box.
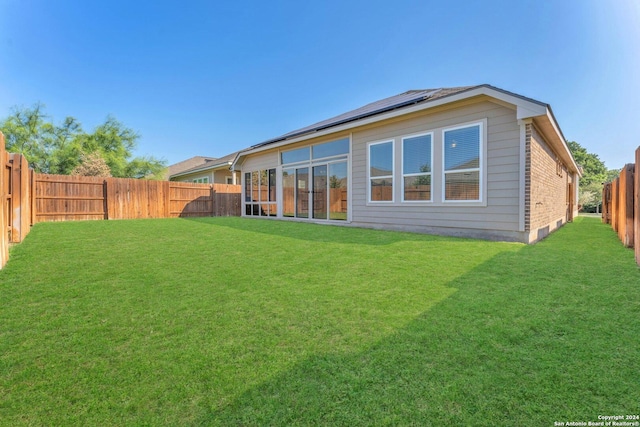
[167,156,217,177]
[233,84,580,175]
[170,151,240,179]
[252,86,476,148]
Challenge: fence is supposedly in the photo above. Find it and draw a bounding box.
[34,174,241,222]
[1,134,33,268]
[602,147,640,266]
[0,132,242,269]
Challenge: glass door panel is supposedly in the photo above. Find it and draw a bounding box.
[312,165,327,219]
[329,162,348,220]
[282,168,294,217]
[296,167,309,218]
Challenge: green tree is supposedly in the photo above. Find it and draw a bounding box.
[0,104,166,178]
[566,141,607,186]
[567,140,615,212]
[329,175,342,188]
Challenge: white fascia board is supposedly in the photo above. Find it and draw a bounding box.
[171,162,232,179]
[545,110,581,176]
[233,86,549,167]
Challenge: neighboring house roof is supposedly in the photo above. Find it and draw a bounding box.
[170,151,239,179]
[232,84,580,176]
[168,156,217,177]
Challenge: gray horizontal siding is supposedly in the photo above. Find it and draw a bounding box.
[242,151,279,172]
[351,100,521,232]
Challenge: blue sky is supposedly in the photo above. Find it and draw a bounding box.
[1,0,638,170]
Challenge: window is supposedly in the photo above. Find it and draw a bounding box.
[443,123,482,201]
[192,177,209,184]
[369,141,393,202]
[312,138,349,159]
[226,176,234,184]
[281,147,309,164]
[282,138,349,165]
[402,133,432,201]
[245,169,277,216]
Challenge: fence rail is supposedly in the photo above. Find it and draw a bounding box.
[602,146,640,266]
[34,174,241,222]
[0,131,242,269]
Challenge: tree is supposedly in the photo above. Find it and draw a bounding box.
[71,152,112,177]
[566,141,607,186]
[329,175,342,188]
[0,104,166,178]
[567,140,615,212]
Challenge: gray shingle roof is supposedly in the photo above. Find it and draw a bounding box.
[169,151,240,178]
[252,86,475,148]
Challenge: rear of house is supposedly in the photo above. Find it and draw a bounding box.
[233,85,580,243]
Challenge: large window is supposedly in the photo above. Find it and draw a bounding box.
[281,138,349,164]
[244,169,276,216]
[402,133,432,201]
[369,141,393,202]
[443,123,482,201]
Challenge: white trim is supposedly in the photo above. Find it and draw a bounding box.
[401,131,434,203]
[243,168,277,217]
[275,135,352,223]
[280,136,350,167]
[545,110,581,175]
[441,120,485,204]
[171,162,232,179]
[232,85,550,169]
[367,139,395,203]
[347,133,353,223]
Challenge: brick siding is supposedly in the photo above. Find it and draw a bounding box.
[528,125,569,236]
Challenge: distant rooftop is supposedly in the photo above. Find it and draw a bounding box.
[169,151,240,178]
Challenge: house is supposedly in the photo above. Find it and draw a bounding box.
[231,84,581,243]
[170,152,241,184]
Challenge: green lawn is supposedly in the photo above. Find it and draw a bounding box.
[0,217,638,425]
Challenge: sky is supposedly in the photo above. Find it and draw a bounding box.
[1,0,639,170]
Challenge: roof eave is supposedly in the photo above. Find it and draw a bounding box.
[231,85,573,171]
[170,161,233,179]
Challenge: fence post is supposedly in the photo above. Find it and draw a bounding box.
[103,180,109,220]
[30,168,35,226]
[635,147,640,266]
[214,184,216,216]
[618,164,634,247]
[0,132,7,269]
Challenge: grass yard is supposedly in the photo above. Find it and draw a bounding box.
[0,216,638,425]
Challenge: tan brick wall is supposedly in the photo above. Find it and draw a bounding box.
[528,125,569,236]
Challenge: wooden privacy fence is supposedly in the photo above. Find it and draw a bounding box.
[34,174,241,222]
[0,132,242,269]
[1,134,32,268]
[602,146,640,266]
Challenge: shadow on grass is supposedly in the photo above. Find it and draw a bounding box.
[184,216,490,247]
[201,219,639,425]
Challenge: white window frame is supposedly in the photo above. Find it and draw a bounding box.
[441,121,485,204]
[401,131,434,203]
[192,177,209,184]
[243,169,277,217]
[367,139,394,203]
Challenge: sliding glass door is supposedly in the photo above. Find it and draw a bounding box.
[279,138,349,221]
[312,165,327,219]
[295,167,309,218]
